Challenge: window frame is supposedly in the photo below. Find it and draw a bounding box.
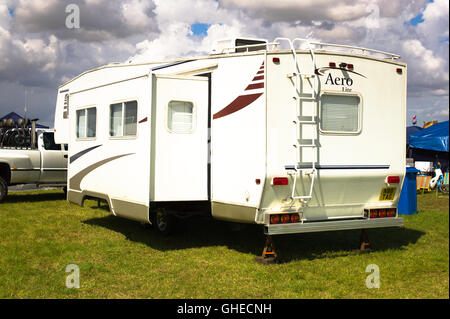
[318,91,363,135]
[165,100,197,134]
[75,106,97,140]
[108,99,139,139]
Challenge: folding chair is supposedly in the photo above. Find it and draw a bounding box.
[416,175,431,194]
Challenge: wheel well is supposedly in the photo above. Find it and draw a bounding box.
[0,163,11,185]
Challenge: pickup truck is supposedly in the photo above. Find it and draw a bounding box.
[0,127,68,202]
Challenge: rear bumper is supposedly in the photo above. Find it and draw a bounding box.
[265,217,404,235]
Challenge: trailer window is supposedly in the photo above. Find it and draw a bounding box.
[320,94,360,133]
[109,101,138,137]
[168,101,194,133]
[76,107,97,139]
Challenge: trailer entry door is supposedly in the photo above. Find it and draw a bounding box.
[152,75,209,201]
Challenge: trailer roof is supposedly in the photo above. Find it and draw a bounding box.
[59,46,406,90]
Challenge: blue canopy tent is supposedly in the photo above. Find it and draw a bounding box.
[406,125,423,145]
[0,112,49,129]
[409,121,449,152]
[409,121,449,171]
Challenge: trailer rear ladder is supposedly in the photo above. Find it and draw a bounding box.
[274,38,319,205]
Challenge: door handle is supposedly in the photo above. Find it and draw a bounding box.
[64,155,68,158]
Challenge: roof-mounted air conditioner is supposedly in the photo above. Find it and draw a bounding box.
[211,37,268,54]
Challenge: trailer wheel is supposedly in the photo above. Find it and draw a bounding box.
[151,208,176,235]
[0,176,7,203]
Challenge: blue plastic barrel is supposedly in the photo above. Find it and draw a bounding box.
[398,167,420,215]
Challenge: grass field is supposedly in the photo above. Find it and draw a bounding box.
[0,190,448,299]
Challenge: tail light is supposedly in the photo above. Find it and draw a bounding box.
[386,208,396,217]
[272,177,288,186]
[369,208,396,219]
[280,214,290,223]
[272,57,280,64]
[329,62,336,67]
[387,176,400,184]
[270,213,301,224]
[270,215,280,224]
[347,63,354,69]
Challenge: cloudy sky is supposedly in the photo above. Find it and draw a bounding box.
[0,0,448,127]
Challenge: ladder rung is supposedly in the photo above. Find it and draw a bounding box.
[287,73,315,78]
[298,115,317,120]
[293,195,312,199]
[296,144,316,148]
[297,120,317,124]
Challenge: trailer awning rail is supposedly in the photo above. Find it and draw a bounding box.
[289,38,401,60]
[213,37,401,60]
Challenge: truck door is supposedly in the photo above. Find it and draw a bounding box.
[39,132,67,183]
[152,75,209,201]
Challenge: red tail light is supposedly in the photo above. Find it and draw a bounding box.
[387,176,400,184]
[386,208,396,217]
[272,57,280,64]
[396,68,403,74]
[369,208,396,219]
[270,215,280,224]
[329,62,336,67]
[290,214,300,223]
[270,213,301,224]
[347,63,354,69]
[272,177,288,186]
[280,214,290,223]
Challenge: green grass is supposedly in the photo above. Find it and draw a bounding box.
[0,190,448,299]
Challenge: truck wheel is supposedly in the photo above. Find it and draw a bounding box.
[151,208,176,235]
[0,176,7,203]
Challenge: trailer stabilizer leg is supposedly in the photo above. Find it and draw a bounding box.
[359,229,372,252]
[255,235,278,264]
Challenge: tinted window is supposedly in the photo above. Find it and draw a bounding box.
[43,132,61,151]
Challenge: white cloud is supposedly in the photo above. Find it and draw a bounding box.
[0,0,448,124]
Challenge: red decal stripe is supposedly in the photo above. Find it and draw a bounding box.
[253,75,264,81]
[213,93,263,120]
[138,117,148,124]
[257,70,264,75]
[245,82,264,90]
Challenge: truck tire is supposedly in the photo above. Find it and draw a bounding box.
[0,176,7,203]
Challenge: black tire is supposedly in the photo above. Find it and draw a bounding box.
[0,176,8,203]
[150,208,177,235]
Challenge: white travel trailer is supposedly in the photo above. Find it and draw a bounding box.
[54,38,406,257]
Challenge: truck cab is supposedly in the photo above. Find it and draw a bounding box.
[0,128,68,202]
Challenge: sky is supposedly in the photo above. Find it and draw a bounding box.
[0,0,448,127]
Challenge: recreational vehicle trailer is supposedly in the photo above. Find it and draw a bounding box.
[54,37,406,257]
